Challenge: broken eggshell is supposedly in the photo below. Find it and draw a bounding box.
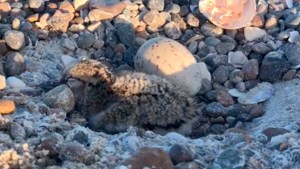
[199,0,256,29]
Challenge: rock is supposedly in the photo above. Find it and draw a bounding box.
[88,0,126,21]
[27,14,39,23]
[77,33,96,49]
[229,69,244,84]
[48,10,73,32]
[244,27,267,41]
[174,162,201,169]
[246,104,264,120]
[28,0,44,12]
[252,42,272,55]
[216,42,235,54]
[115,22,135,47]
[236,82,275,105]
[280,43,300,68]
[203,102,225,118]
[61,38,77,51]
[43,84,75,113]
[282,69,296,81]
[206,90,234,106]
[213,148,246,169]
[171,13,186,30]
[10,122,26,140]
[187,41,198,53]
[288,31,300,43]
[134,37,203,95]
[143,11,165,28]
[204,54,228,69]
[0,99,15,115]
[123,136,141,152]
[228,51,248,68]
[260,51,289,82]
[0,75,5,90]
[12,18,20,30]
[121,147,174,169]
[59,0,75,13]
[37,133,64,157]
[164,21,182,39]
[284,14,300,28]
[265,15,278,29]
[68,24,85,33]
[197,62,211,82]
[212,65,230,84]
[36,13,50,29]
[251,14,264,28]
[61,55,78,68]
[204,37,221,47]
[73,0,89,10]
[169,144,194,165]
[0,2,11,17]
[262,127,290,141]
[164,132,188,144]
[59,142,93,164]
[165,4,180,13]
[4,30,25,50]
[186,14,199,27]
[0,40,7,55]
[6,76,26,89]
[4,52,25,76]
[147,0,164,11]
[242,59,259,81]
[201,23,223,37]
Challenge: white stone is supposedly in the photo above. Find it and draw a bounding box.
[228,51,249,68]
[244,27,267,41]
[164,132,188,144]
[286,0,293,8]
[6,76,26,89]
[0,75,6,90]
[197,62,211,82]
[134,37,203,95]
[61,55,78,68]
[288,31,300,43]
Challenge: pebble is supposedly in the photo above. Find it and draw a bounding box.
[43,84,75,113]
[4,52,25,76]
[252,42,272,55]
[260,51,289,82]
[48,10,73,32]
[28,0,44,12]
[59,142,94,164]
[280,43,300,67]
[212,65,230,84]
[0,39,7,55]
[61,55,78,68]
[4,30,25,50]
[213,148,246,169]
[12,18,20,30]
[265,15,278,29]
[27,14,39,23]
[186,14,199,27]
[203,102,226,118]
[204,54,228,69]
[73,0,89,10]
[0,2,11,17]
[165,4,180,14]
[204,36,221,46]
[77,33,96,49]
[121,147,174,169]
[284,14,300,28]
[242,59,259,81]
[201,23,223,37]
[169,144,194,165]
[251,14,264,28]
[282,69,296,81]
[10,122,26,140]
[228,51,248,68]
[206,90,234,106]
[216,42,235,54]
[88,0,126,21]
[6,76,26,89]
[0,75,5,90]
[147,0,164,11]
[164,132,188,144]
[244,27,267,41]
[229,69,244,84]
[0,99,15,115]
[115,22,135,47]
[143,11,165,28]
[164,22,182,39]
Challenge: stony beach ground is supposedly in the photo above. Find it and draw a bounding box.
[1,0,300,168]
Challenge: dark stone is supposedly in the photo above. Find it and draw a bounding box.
[280,43,300,67]
[124,46,138,67]
[77,33,96,49]
[4,52,25,76]
[216,42,235,54]
[242,59,259,80]
[262,127,290,141]
[213,148,246,169]
[203,102,226,118]
[169,144,194,165]
[204,54,228,69]
[212,65,231,84]
[210,124,226,134]
[252,42,272,55]
[115,22,135,47]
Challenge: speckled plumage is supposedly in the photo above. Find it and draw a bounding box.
[67,59,198,135]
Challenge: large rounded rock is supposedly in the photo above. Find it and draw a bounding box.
[134,37,207,95]
[43,84,75,113]
[4,30,25,50]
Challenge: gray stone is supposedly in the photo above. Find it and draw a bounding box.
[164,21,182,39]
[169,144,194,165]
[77,33,96,49]
[260,51,289,82]
[204,54,228,69]
[204,37,221,47]
[229,69,244,84]
[147,0,164,11]
[212,65,230,84]
[216,42,235,54]
[43,84,75,113]
[4,52,25,76]
[228,51,248,68]
[115,22,135,47]
[280,43,300,67]
[203,102,225,118]
[242,59,259,80]
[201,23,223,37]
[186,14,199,27]
[213,148,246,169]
[284,14,300,28]
[165,4,180,14]
[252,42,272,55]
[4,30,25,50]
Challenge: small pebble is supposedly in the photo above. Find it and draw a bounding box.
[6,76,26,89]
[0,99,15,115]
[4,30,25,50]
[0,75,6,90]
